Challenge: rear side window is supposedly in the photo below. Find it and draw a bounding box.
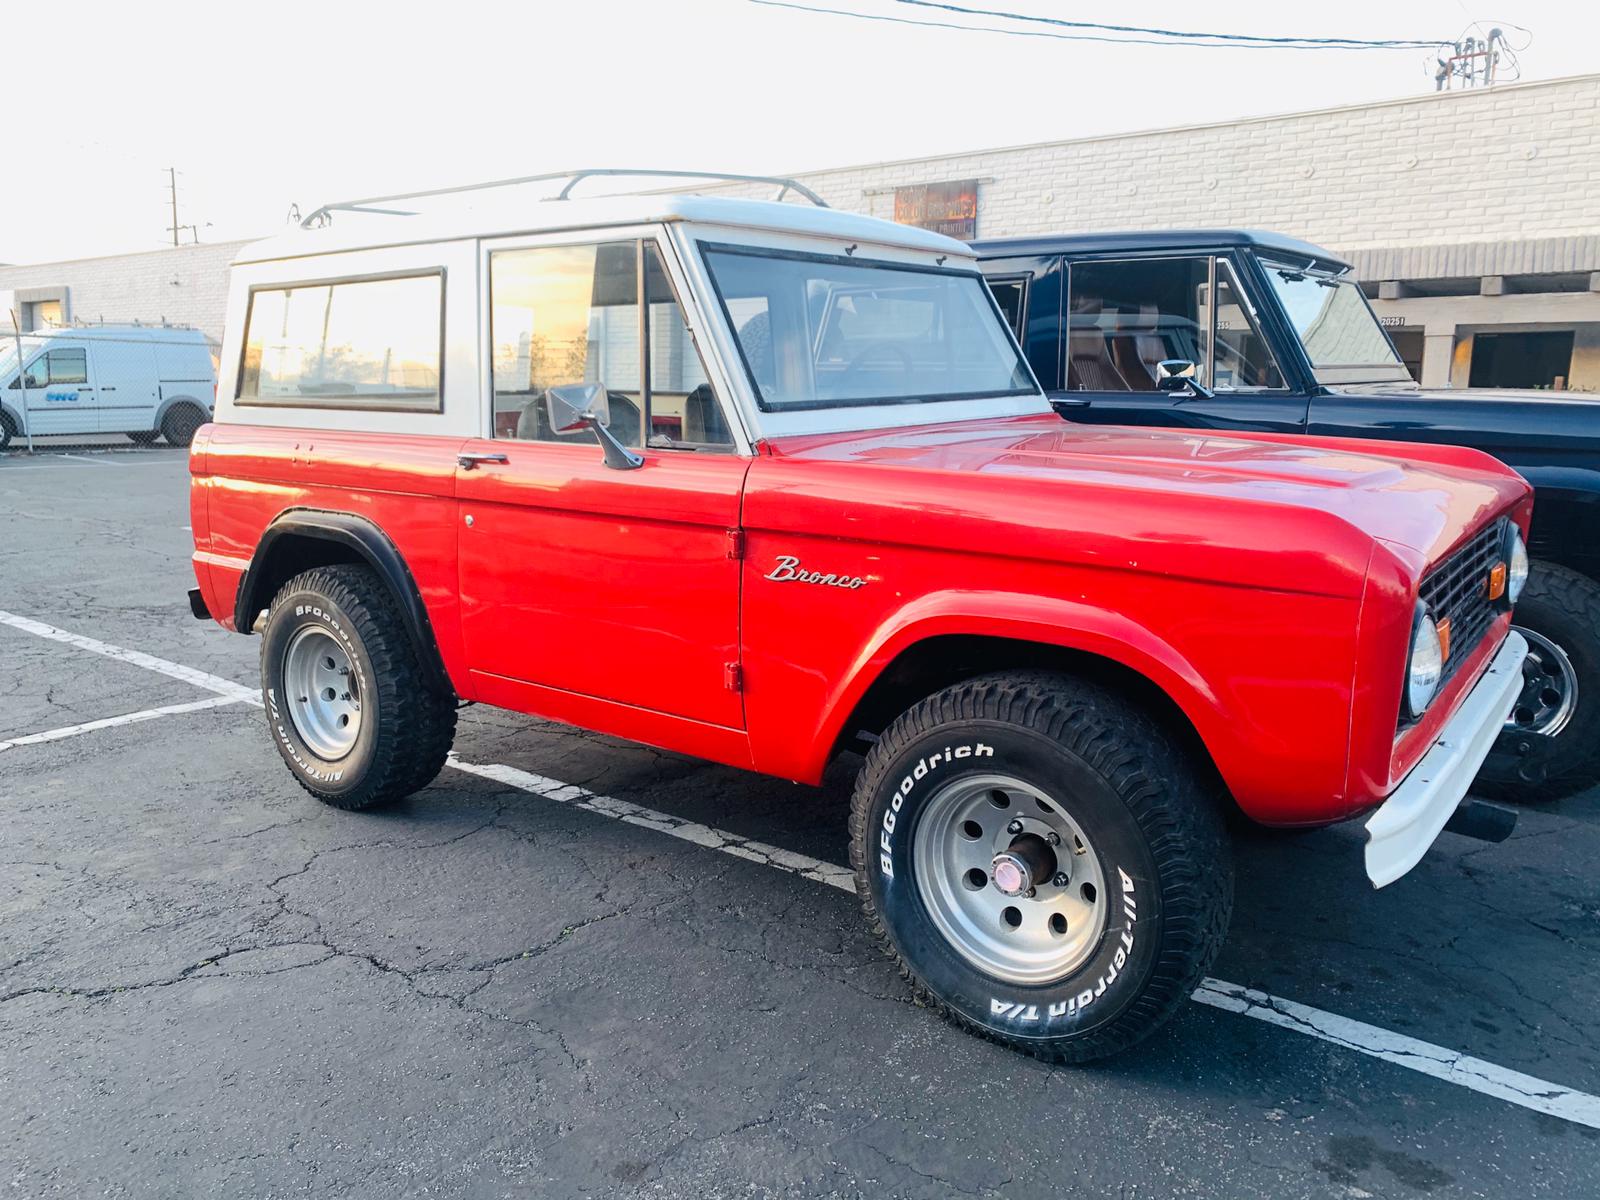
[238,273,443,411]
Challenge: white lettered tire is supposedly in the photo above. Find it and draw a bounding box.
[259,564,456,810]
[850,671,1232,1063]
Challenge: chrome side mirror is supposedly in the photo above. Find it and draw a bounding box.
[546,382,643,470]
[1155,359,1214,401]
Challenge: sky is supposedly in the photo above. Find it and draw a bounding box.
[1,0,1594,264]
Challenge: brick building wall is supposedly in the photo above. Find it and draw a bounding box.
[0,240,248,346]
[702,74,1600,390]
[703,74,1600,250]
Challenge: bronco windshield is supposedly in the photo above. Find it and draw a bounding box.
[702,244,1035,411]
[1262,260,1411,385]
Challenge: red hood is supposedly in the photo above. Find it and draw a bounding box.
[763,414,1527,565]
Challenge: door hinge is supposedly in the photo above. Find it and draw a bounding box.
[726,529,745,560]
[724,662,743,693]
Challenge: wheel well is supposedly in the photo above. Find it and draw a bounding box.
[238,523,453,696]
[239,533,365,627]
[838,634,1222,789]
[1530,490,1600,584]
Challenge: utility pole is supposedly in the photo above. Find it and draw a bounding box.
[167,167,180,247]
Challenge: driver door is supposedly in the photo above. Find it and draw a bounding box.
[455,232,750,739]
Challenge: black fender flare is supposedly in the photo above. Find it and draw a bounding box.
[236,509,453,696]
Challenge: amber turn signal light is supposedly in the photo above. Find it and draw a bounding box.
[1487,562,1507,601]
[1436,616,1453,662]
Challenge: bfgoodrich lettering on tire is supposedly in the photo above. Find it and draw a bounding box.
[849,670,1232,1063]
[259,564,456,811]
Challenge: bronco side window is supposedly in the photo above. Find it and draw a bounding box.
[237,273,443,411]
[1212,259,1285,390]
[489,241,732,450]
[1064,259,1209,391]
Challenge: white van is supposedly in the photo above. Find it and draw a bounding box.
[0,325,216,450]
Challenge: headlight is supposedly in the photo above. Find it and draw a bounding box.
[1505,525,1529,605]
[1405,605,1444,719]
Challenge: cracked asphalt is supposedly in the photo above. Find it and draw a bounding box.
[2,446,1598,1199]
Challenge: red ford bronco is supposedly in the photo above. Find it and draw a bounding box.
[188,172,1532,1061]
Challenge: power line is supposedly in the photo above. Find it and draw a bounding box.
[753,0,1449,51]
[895,0,1443,48]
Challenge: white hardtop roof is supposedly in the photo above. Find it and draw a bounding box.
[235,193,973,265]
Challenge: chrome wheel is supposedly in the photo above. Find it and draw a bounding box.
[283,626,362,759]
[1507,626,1579,737]
[912,773,1108,986]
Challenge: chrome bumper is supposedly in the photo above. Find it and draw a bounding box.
[1364,631,1528,888]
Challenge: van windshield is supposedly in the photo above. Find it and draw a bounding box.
[1262,260,1410,384]
[702,245,1035,411]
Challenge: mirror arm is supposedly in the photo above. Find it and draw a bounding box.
[587,416,645,470]
[1174,377,1215,402]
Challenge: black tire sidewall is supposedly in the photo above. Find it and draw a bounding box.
[260,585,380,799]
[1506,566,1600,781]
[865,720,1163,1045]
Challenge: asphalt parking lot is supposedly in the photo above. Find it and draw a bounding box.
[2,446,1598,1199]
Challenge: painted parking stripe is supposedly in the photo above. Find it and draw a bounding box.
[449,753,1600,1131]
[1192,979,1600,1129]
[0,695,246,752]
[0,610,259,703]
[448,755,857,891]
[2,610,1596,1131]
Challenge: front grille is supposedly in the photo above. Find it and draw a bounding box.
[1416,517,1506,703]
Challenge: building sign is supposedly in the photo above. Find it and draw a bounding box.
[893,180,979,240]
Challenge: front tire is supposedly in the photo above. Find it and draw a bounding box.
[1477,561,1600,802]
[850,671,1231,1063]
[260,564,456,810]
[0,411,15,451]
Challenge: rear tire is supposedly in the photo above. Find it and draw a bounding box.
[850,671,1231,1063]
[160,404,204,447]
[127,430,160,446]
[1477,561,1600,803]
[259,564,456,810]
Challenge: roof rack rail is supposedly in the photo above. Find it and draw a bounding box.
[300,168,828,228]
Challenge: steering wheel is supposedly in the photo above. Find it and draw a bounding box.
[840,341,914,384]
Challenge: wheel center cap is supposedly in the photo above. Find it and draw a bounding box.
[990,834,1057,898]
[991,852,1031,896]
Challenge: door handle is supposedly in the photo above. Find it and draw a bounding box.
[457,452,509,470]
[101,386,116,391]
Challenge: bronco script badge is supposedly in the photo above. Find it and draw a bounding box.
[764,555,869,590]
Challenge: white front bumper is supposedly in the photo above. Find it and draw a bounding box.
[1364,631,1528,888]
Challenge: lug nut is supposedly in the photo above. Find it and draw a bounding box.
[1052,871,1070,887]
[1025,887,1036,899]
[1006,819,1024,835]
[1046,831,1061,846]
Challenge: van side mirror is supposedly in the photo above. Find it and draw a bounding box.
[1155,359,1214,401]
[546,382,643,470]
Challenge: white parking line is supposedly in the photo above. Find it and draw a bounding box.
[1192,979,1600,1129]
[448,755,857,891]
[2,609,1597,1130]
[453,752,1600,1131]
[0,695,246,752]
[0,611,259,703]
